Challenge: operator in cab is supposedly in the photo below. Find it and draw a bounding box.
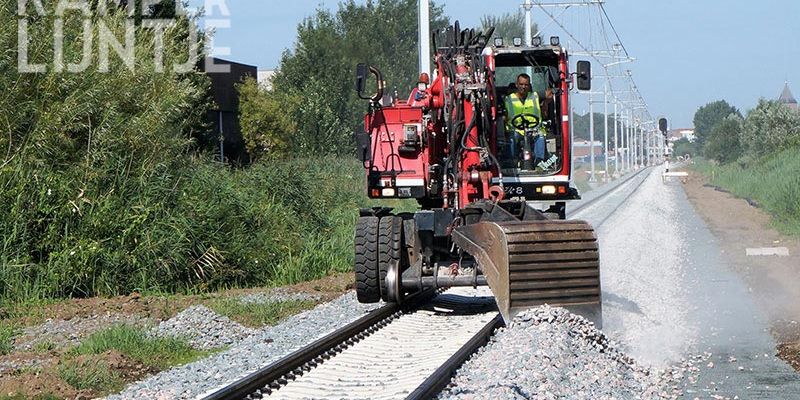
[504,73,547,168]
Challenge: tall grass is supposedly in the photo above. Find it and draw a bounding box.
[0,1,414,305]
[1,157,378,302]
[693,148,800,235]
[69,324,211,369]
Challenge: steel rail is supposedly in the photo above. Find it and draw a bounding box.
[569,166,651,216]
[202,289,437,400]
[405,313,504,399]
[590,167,652,228]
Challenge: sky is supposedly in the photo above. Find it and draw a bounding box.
[188,0,800,128]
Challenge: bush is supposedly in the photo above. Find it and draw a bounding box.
[1,156,373,302]
[740,99,800,158]
[704,114,743,164]
[238,78,298,159]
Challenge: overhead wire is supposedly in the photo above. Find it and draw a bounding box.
[532,0,656,149]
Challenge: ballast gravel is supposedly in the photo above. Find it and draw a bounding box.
[237,287,323,305]
[440,306,684,400]
[107,292,381,400]
[151,305,256,350]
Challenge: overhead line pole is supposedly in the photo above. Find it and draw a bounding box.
[418,0,430,76]
[603,78,609,180]
[524,0,533,46]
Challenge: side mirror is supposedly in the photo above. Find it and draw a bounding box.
[354,64,385,102]
[576,61,591,91]
[355,63,368,94]
[659,118,668,133]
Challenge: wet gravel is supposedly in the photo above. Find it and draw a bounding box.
[107,292,381,400]
[151,305,256,350]
[440,306,685,400]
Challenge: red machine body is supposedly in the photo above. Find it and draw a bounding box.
[360,44,580,212]
[353,25,601,325]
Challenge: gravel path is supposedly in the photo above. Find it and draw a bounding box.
[106,292,381,400]
[439,306,684,400]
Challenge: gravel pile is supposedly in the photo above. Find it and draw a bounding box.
[440,306,685,400]
[108,292,381,400]
[238,287,323,304]
[150,305,256,350]
[13,314,152,351]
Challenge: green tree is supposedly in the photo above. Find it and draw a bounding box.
[692,100,740,147]
[481,12,533,86]
[704,114,744,164]
[481,11,527,44]
[740,99,800,158]
[237,78,298,160]
[270,0,449,155]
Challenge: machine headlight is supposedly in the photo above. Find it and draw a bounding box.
[494,37,504,47]
[513,37,523,46]
[542,185,557,195]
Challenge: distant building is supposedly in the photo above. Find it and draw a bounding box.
[572,140,604,158]
[200,57,258,163]
[258,70,276,91]
[778,82,798,111]
[668,128,695,143]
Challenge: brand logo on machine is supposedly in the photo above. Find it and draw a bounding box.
[537,154,558,170]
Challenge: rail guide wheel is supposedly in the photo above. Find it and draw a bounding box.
[378,215,406,304]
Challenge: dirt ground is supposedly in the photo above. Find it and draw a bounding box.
[0,273,353,399]
[682,169,800,372]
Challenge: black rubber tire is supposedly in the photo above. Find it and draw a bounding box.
[354,216,380,303]
[378,215,404,302]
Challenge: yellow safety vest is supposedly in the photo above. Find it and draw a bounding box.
[505,92,544,136]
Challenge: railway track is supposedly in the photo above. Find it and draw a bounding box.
[202,167,653,400]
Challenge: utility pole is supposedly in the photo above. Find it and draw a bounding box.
[603,79,609,181]
[641,123,646,167]
[613,98,619,175]
[589,90,596,182]
[418,0,430,76]
[627,109,633,170]
[524,0,533,46]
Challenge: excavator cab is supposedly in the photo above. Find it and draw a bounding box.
[490,46,584,205]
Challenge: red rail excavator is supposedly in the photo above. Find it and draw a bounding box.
[353,23,601,325]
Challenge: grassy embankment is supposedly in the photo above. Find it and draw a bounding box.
[692,147,800,235]
[1,158,381,303]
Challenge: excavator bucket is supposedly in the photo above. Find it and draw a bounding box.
[452,220,602,326]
